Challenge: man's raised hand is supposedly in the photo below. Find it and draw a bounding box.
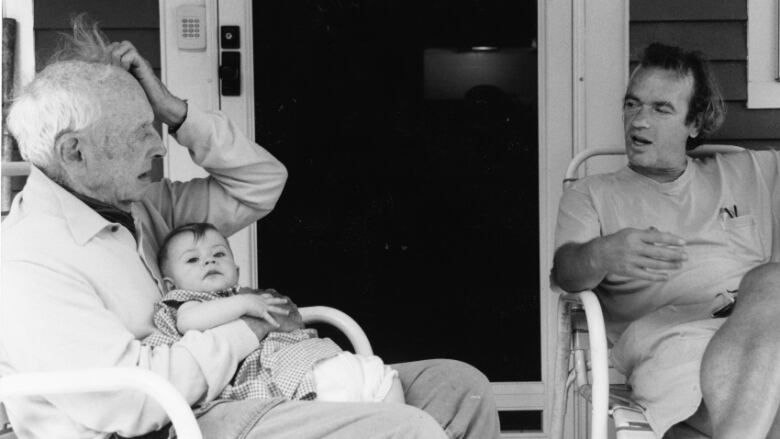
[108,41,187,129]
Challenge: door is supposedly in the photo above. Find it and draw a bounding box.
[250,1,541,435]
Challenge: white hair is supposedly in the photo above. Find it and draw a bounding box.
[6,64,109,167]
[5,14,116,170]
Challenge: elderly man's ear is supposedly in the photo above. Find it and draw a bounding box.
[55,132,84,165]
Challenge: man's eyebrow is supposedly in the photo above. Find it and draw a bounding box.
[134,121,155,134]
[623,94,676,109]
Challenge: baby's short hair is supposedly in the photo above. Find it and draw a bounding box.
[157,222,226,270]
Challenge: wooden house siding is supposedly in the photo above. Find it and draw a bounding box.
[630,0,780,149]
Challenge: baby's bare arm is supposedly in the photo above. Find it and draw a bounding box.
[176,294,288,334]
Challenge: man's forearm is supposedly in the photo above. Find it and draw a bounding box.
[157,106,288,236]
[240,315,277,340]
[551,240,607,292]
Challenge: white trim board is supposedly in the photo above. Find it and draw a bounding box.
[747,0,780,108]
[159,0,259,287]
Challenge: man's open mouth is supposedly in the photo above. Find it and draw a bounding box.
[630,134,652,146]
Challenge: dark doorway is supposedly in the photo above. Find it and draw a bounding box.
[253,0,539,383]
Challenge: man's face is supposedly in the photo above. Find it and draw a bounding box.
[162,229,240,292]
[623,67,700,173]
[77,70,165,210]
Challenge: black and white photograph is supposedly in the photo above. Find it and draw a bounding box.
[1,1,779,438]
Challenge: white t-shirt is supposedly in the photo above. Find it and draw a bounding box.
[555,149,780,341]
[554,148,780,435]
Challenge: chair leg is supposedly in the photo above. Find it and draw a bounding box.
[548,298,573,439]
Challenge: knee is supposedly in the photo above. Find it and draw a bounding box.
[431,359,492,395]
[739,263,780,302]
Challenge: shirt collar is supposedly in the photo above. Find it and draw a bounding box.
[624,157,695,195]
[23,167,128,246]
[67,190,137,239]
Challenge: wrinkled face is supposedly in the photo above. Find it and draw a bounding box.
[162,229,240,292]
[76,70,165,210]
[623,67,700,174]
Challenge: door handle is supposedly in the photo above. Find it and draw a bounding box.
[219,51,241,96]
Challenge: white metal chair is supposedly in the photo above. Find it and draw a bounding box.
[0,306,372,439]
[549,144,744,439]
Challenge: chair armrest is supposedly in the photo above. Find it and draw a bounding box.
[0,368,202,439]
[564,146,625,183]
[559,290,609,439]
[300,306,373,356]
[0,307,370,439]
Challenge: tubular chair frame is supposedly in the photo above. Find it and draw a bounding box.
[0,306,371,439]
[549,144,744,439]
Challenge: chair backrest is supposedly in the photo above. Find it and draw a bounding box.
[0,403,14,439]
[563,144,745,186]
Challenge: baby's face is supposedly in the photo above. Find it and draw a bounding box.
[162,229,239,292]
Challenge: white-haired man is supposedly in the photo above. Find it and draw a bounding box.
[0,19,499,439]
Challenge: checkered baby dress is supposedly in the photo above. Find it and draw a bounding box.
[143,286,342,401]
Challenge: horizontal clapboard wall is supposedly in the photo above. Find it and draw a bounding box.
[33,0,160,74]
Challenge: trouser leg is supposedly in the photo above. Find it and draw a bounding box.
[198,398,447,439]
[393,359,500,439]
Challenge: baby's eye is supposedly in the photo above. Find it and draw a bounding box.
[186,257,199,264]
[214,251,226,257]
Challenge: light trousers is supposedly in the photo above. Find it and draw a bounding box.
[194,359,500,439]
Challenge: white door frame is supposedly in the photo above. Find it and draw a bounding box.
[159,0,259,288]
[539,0,628,438]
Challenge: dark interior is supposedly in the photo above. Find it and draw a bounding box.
[253,0,539,382]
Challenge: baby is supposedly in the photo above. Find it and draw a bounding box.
[144,222,404,404]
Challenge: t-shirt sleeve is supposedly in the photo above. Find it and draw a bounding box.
[554,183,602,251]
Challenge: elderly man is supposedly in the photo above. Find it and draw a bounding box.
[0,19,498,439]
[552,43,780,438]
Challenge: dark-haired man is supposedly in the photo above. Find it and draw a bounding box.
[553,43,780,437]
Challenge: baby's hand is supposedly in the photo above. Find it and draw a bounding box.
[241,294,289,327]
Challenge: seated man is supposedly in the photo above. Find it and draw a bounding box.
[552,42,780,438]
[0,17,499,439]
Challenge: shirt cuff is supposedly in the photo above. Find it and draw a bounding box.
[170,104,214,148]
[167,101,188,134]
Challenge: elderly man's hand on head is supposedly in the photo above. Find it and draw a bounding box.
[108,41,187,130]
